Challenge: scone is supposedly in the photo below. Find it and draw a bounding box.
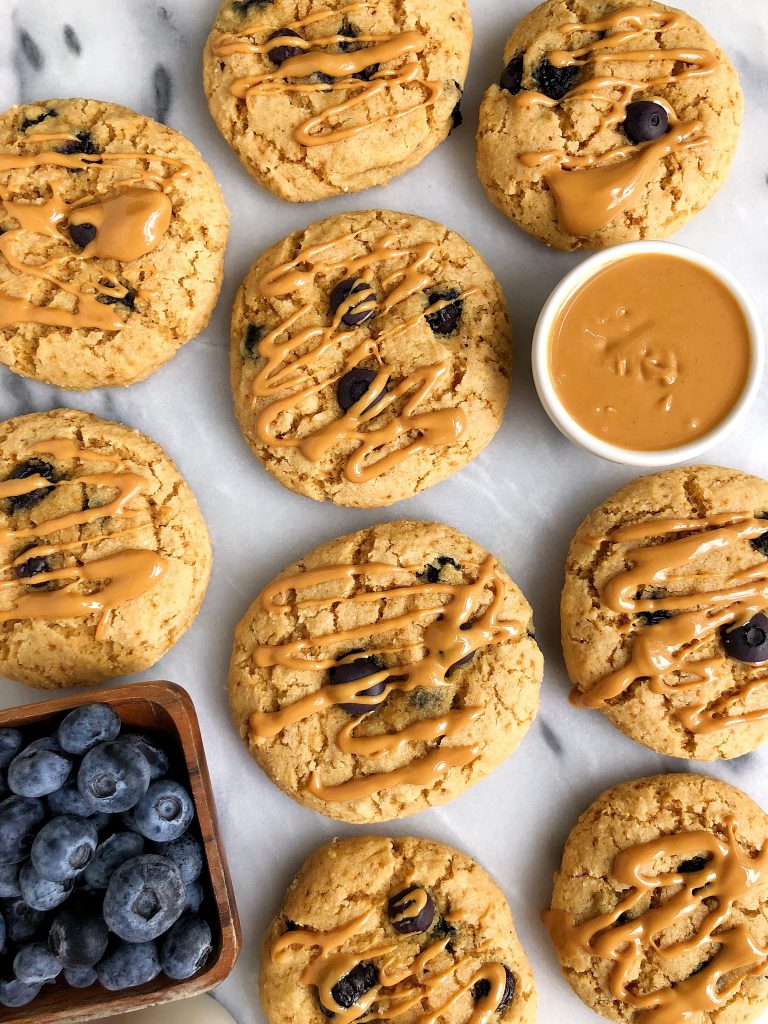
[0,98,229,388]
[0,409,212,688]
[476,0,743,250]
[228,520,543,823]
[261,835,537,1024]
[561,466,768,760]
[544,773,768,1023]
[203,0,471,201]
[231,209,512,508]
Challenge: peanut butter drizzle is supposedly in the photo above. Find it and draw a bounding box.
[573,513,768,733]
[248,556,520,802]
[212,2,442,148]
[0,438,166,639]
[272,904,508,1024]
[0,138,189,329]
[543,820,768,1023]
[251,231,477,483]
[514,6,718,236]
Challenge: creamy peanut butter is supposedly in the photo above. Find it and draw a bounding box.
[549,254,751,451]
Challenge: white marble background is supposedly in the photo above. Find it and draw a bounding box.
[1,1,768,1021]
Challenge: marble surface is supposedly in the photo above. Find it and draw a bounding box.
[1,1,768,1021]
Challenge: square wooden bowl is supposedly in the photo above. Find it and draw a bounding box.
[0,681,241,1024]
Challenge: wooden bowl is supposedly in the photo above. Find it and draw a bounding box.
[0,681,241,1024]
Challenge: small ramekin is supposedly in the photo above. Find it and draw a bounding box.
[531,240,765,467]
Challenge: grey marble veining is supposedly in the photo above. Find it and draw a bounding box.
[1,2,768,1021]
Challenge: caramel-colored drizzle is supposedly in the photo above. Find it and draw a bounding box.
[573,513,768,734]
[0,438,165,639]
[251,230,476,483]
[212,2,442,148]
[544,820,768,1023]
[249,556,520,803]
[514,6,718,236]
[0,136,189,330]
[272,906,509,1024]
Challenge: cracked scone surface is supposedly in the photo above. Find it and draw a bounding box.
[561,467,768,760]
[0,98,229,389]
[476,0,742,250]
[0,409,212,688]
[229,520,543,824]
[546,774,768,1024]
[260,835,537,1024]
[203,0,471,202]
[231,209,511,509]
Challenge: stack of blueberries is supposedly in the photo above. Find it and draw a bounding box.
[0,703,214,1007]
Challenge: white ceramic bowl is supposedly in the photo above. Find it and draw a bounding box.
[531,240,765,467]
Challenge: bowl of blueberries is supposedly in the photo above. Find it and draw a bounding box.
[0,681,240,1023]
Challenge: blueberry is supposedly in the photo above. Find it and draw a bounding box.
[267,27,304,65]
[15,555,51,584]
[56,130,100,156]
[19,860,73,910]
[183,880,203,914]
[8,741,71,798]
[623,100,669,144]
[64,965,97,988]
[5,459,57,512]
[69,222,97,248]
[326,961,379,1012]
[47,781,96,819]
[31,815,98,881]
[500,54,524,95]
[0,729,23,770]
[58,703,121,755]
[0,909,4,951]
[420,555,460,583]
[722,613,768,663]
[133,780,194,843]
[0,795,46,863]
[473,965,516,1013]
[120,734,170,782]
[450,98,463,131]
[77,739,151,812]
[0,974,41,1008]
[330,654,388,715]
[96,284,136,310]
[425,289,463,336]
[160,915,213,980]
[1,897,47,944]
[104,854,186,942]
[242,322,264,358]
[0,862,21,898]
[637,609,672,626]
[330,278,376,327]
[155,833,203,884]
[533,59,579,100]
[97,939,161,991]
[232,0,273,12]
[49,899,109,967]
[84,832,144,889]
[751,517,768,557]
[388,886,435,934]
[20,108,56,131]
[336,368,388,413]
[14,942,62,985]
[679,854,710,873]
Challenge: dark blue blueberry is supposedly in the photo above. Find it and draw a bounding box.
[1,897,47,944]
[336,368,388,414]
[425,289,463,336]
[637,609,673,626]
[751,515,768,557]
[104,854,186,942]
[69,222,97,248]
[0,862,21,898]
[8,739,71,798]
[327,961,379,1012]
[15,555,51,585]
[96,280,136,310]
[31,815,98,881]
[722,613,768,663]
[5,459,57,512]
[533,59,579,100]
[330,654,388,715]
[420,556,460,584]
[243,322,264,358]
[84,831,145,889]
[0,729,23,770]
[20,108,56,131]
[49,899,109,967]
[160,915,213,980]
[183,880,203,914]
[133,780,194,843]
[96,939,161,991]
[388,886,435,934]
[0,974,41,1008]
[450,99,463,131]
[56,130,100,156]
[679,854,711,873]
[77,739,151,812]
[267,27,304,65]
[500,54,524,95]
[155,833,203,884]
[19,860,73,910]
[353,62,380,81]
[64,965,97,988]
[623,100,669,144]
[58,703,121,755]
[120,734,170,782]
[13,942,62,985]
[48,781,98,819]
[472,965,516,1012]
[0,795,46,863]
[330,278,376,326]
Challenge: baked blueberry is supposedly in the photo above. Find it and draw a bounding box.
[425,289,463,336]
[1,897,47,944]
[500,54,524,95]
[19,860,73,910]
[751,516,768,557]
[473,965,516,1012]
[330,278,377,326]
[96,939,161,991]
[623,100,670,144]
[120,734,170,782]
[232,0,273,12]
[13,942,62,985]
[160,915,213,980]
[103,854,186,942]
[336,368,388,413]
[0,862,21,898]
[69,222,97,248]
[56,130,100,156]
[49,899,109,967]
[678,854,710,873]
[421,555,460,584]
[0,729,23,770]
[533,59,579,100]
[637,609,673,626]
[327,961,379,1011]
[330,654,388,715]
[451,99,463,130]
[77,739,151,813]
[132,780,194,843]
[84,831,145,890]
[267,27,304,65]
[64,965,97,988]
[5,459,57,512]
[96,280,136,310]
[155,833,203,884]
[58,703,121,755]
[15,555,51,584]
[0,795,46,863]
[243,322,264,357]
[8,739,71,798]
[31,814,98,881]
[722,613,768,663]
[0,974,41,1008]
[388,885,435,934]
[20,108,56,131]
